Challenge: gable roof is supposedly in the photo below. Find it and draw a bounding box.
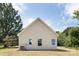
[18,17,57,37]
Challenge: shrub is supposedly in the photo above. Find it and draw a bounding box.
[3,35,18,48]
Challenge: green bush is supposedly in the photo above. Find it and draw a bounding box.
[3,35,18,48]
[58,27,79,48]
[64,36,72,47]
[57,33,65,46]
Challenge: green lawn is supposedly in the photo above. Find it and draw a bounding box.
[59,46,79,50]
[0,45,4,49]
[0,45,9,52]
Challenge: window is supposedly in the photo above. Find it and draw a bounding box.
[29,39,32,45]
[51,39,55,45]
[38,39,42,46]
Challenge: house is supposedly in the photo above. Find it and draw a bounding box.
[18,18,57,50]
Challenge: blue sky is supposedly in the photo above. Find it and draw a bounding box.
[12,3,79,32]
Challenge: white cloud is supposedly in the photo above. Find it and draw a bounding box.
[12,3,27,13]
[64,3,79,16]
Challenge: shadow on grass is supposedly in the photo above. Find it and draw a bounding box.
[0,46,69,52]
[18,48,69,52]
[10,46,19,48]
[0,46,18,49]
[0,45,5,49]
[0,47,6,49]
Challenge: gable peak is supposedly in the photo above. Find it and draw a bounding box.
[36,17,42,21]
[34,17,45,23]
[36,17,41,19]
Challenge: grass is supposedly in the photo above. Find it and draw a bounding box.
[0,45,3,49]
[0,46,79,56]
[0,45,9,52]
[59,46,79,50]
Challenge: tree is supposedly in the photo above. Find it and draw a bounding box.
[73,10,79,20]
[57,27,72,46]
[3,35,13,48]
[58,27,79,47]
[3,35,18,48]
[57,32,65,46]
[64,36,72,47]
[73,10,79,25]
[69,27,79,47]
[0,3,23,47]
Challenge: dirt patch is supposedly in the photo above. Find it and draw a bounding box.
[0,47,79,56]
